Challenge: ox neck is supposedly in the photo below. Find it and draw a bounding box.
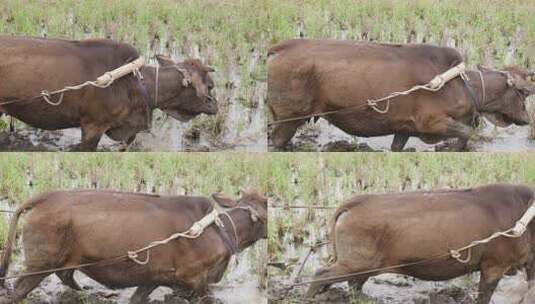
[466,69,509,112]
[140,65,185,110]
[219,207,262,253]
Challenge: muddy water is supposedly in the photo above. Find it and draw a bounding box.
[285,117,535,152]
[268,206,531,304]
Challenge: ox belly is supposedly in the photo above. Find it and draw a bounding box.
[325,111,397,137]
[0,102,81,130]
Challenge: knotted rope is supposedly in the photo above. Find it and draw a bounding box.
[0,57,145,107]
[127,208,223,265]
[367,62,468,113]
[450,200,535,263]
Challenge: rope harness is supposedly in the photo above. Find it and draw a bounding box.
[450,200,535,263]
[154,65,159,105]
[285,199,535,288]
[367,62,468,113]
[268,62,468,126]
[478,69,486,105]
[127,208,223,265]
[0,57,145,107]
[152,64,192,106]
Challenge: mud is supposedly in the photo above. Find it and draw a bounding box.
[268,272,529,304]
[280,117,535,152]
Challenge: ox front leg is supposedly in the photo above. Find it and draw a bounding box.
[450,138,469,151]
[269,120,305,151]
[477,263,508,304]
[130,285,158,304]
[77,123,105,151]
[391,134,409,152]
[118,135,137,152]
[421,117,472,152]
[527,258,535,288]
[9,117,15,133]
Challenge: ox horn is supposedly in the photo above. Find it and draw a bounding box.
[212,192,237,208]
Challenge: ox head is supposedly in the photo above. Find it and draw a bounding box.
[479,66,535,127]
[155,55,218,122]
[212,189,268,241]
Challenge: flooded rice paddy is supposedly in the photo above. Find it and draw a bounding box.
[281,117,535,152]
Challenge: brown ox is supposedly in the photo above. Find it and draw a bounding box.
[0,189,267,303]
[0,37,217,151]
[305,184,534,304]
[268,39,535,151]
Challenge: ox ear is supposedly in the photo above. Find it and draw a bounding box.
[155,55,176,67]
[512,75,535,95]
[212,192,237,208]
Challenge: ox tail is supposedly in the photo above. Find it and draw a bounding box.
[267,44,287,57]
[329,206,349,264]
[0,194,47,282]
[267,39,304,57]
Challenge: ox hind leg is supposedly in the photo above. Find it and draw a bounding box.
[130,285,158,304]
[6,273,49,303]
[391,134,409,151]
[305,262,372,299]
[56,270,82,291]
[76,122,106,151]
[269,119,306,151]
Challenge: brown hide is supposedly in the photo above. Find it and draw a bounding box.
[0,37,150,151]
[0,190,267,303]
[306,183,535,304]
[268,39,534,151]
